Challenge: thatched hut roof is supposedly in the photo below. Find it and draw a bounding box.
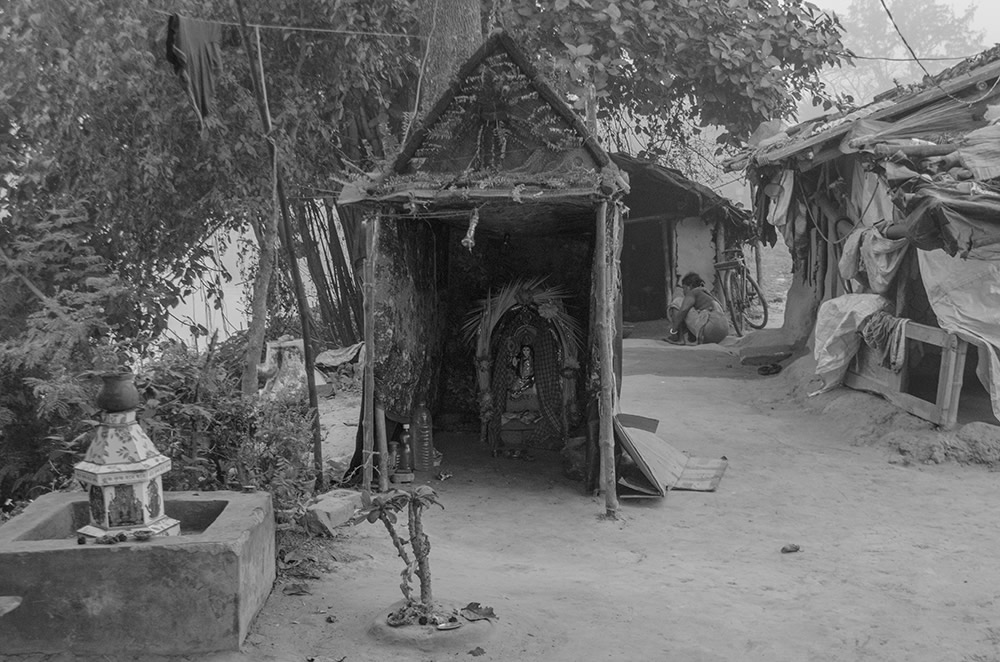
[339,30,627,235]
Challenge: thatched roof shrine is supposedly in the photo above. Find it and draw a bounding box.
[339,29,628,233]
[339,30,629,517]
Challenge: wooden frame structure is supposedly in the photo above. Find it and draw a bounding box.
[340,30,628,516]
[845,321,969,429]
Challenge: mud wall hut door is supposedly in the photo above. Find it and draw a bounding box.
[622,220,666,322]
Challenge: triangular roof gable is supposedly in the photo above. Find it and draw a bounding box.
[389,30,611,177]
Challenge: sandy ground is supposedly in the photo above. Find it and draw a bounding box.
[10,335,1000,662]
[230,336,1000,662]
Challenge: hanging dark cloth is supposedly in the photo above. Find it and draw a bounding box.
[166,14,223,126]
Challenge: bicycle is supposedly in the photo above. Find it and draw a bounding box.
[713,246,768,337]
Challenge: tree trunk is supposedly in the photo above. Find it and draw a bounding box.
[409,500,433,605]
[241,210,278,396]
[417,0,482,115]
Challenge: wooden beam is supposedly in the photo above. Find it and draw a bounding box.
[375,402,389,492]
[595,201,619,518]
[362,217,377,493]
[751,65,1000,167]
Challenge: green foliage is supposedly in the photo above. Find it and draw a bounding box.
[0,0,850,508]
[503,0,852,153]
[137,342,316,517]
[351,486,443,605]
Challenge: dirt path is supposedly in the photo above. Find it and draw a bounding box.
[231,339,998,662]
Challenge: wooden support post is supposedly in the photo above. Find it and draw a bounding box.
[661,219,674,306]
[233,0,324,489]
[595,201,619,518]
[937,333,969,430]
[375,402,389,492]
[362,218,377,493]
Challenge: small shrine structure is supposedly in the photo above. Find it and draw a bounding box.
[74,373,179,538]
[339,30,628,515]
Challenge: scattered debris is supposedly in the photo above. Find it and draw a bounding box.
[325,615,337,623]
[94,532,129,545]
[282,583,312,596]
[460,602,497,622]
[437,621,462,630]
[436,471,453,481]
[469,647,486,657]
[0,596,22,617]
[781,543,801,554]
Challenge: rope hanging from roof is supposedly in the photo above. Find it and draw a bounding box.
[461,207,480,251]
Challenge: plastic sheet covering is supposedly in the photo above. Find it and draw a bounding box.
[851,167,895,227]
[767,169,795,226]
[902,183,1000,259]
[957,124,1000,181]
[917,249,1000,420]
[813,294,891,393]
[838,226,908,294]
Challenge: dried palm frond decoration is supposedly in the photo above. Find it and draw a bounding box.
[462,277,582,449]
[462,276,580,350]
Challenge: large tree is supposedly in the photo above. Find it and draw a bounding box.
[0,0,848,496]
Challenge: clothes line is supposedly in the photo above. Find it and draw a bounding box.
[151,7,423,39]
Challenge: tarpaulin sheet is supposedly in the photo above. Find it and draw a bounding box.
[917,249,1000,421]
[902,184,1000,260]
[813,294,891,392]
[958,124,1000,181]
[838,226,908,295]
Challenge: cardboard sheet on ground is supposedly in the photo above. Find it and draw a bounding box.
[614,414,728,498]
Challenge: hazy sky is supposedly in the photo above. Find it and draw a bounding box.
[818,0,1000,51]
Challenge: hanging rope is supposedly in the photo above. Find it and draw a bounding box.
[461,207,480,251]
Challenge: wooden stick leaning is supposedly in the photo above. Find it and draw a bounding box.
[595,201,619,518]
[362,217,377,493]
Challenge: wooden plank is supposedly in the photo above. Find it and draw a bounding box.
[595,201,619,516]
[375,402,389,492]
[613,419,678,496]
[361,218,377,493]
[614,418,728,494]
[364,188,599,204]
[937,335,969,430]
[616,413,659,433]
[906,322,949,346]
[671,457,729,492]
[845,332,970,428]
[844,370,941,423]
[753,62,1000,166]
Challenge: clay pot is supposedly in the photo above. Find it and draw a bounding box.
[96,371,141,412]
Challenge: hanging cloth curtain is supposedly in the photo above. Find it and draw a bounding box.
[166,14,223,127]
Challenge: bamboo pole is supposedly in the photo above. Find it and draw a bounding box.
[595,201,619,518]
[362,217,377,493]
[375,402,389,492]
[233,0,324,489]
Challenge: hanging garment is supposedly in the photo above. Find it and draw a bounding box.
[837,226,908,295]
[166,14,223,126]
[859,310,908,372]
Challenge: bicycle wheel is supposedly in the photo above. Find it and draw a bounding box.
[742,273,768,330]
[724,270,745,337]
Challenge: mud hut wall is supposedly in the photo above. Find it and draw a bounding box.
[437,224,595,425]
[372,217,443,420]
[674,216,718,302]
